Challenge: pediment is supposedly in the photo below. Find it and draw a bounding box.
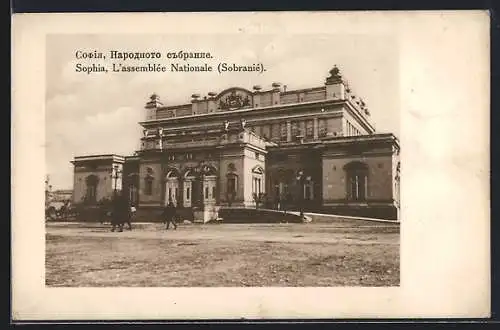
[252,166,264,175]
[216,87,253,110]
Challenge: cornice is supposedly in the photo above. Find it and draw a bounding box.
[140,99,346,127]
[344,102,375,133]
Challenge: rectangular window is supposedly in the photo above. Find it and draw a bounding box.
[187,187,190,200]
[205,187,209,199]
[349,176,356,199]
[212,186,216,200]
[271,124,280,140]
[319,119,327,137]
[306,120,313,138]
[86,185,97,203]
[228,177,236,194]
[280,123,287,141]
[299,121,306,137]
[348,174,367,201]
[145,178,153,196]
[291,121,299,138]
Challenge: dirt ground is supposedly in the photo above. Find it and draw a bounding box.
[45,221,399,287]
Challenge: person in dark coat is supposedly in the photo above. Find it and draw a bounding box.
[162,199,177,230]
[111,195,123,232]
[111,194,129,232]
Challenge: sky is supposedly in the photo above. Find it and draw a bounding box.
[46,33,399,190]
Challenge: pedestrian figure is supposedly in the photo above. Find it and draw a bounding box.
[111,194,127,232]
[126,203,136,231]
[163,199,178,230]
[99,198,111,225]
[280,194,289,223]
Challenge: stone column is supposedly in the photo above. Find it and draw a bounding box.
[202,176,218,223]
[286,121,292,142]
[313,118,319,139]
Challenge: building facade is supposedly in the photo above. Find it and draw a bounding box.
[71,66,401,220]
[45,175,73,205]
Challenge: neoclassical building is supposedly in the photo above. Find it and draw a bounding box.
[71,66,401,221]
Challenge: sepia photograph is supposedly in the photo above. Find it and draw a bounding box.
[12,11,489,320]
[44,33,400,288]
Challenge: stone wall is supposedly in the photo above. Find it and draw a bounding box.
[73,163,122,204]
[138,160,163,206]
[322,154,394,203]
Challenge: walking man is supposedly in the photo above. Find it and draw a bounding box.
[111,194,124,232]
[163,199,178,230]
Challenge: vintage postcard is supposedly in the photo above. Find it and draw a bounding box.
[12,11,490,320]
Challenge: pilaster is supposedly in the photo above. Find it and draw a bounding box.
[313,118,319,139]
[286,120,292,142]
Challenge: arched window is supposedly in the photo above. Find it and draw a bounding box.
[144,167,154,196]
[251,166,264,195]
[344,161,369,201]
[227,173,237,194]
[85,175,99,204]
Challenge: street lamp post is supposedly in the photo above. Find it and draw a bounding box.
[296,170,305,219]
[111,165,122,198]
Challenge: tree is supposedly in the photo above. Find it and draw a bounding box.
[252,192,266,209]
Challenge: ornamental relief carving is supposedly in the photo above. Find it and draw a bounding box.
[217,88,252,110]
